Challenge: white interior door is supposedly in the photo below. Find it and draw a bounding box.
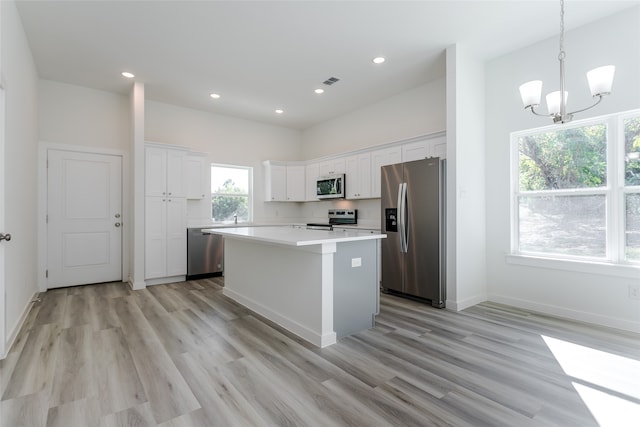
[0,85,6,356]
[47,149,122,288]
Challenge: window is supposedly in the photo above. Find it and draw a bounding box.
[511,109,640,266]
[211,164,252,223]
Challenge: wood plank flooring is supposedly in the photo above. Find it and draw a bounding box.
[1,278,639,426]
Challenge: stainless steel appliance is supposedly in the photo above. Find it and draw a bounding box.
[306,209,357,230]
[187,228,224,279]
[316,174,345,199]
[381,157,446,307]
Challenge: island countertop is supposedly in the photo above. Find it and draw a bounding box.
[202,225,386,247]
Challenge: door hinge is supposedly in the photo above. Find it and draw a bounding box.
[45,269,48,278]
[46,214,48,224]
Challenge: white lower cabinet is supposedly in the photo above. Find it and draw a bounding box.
[145,196,186,280]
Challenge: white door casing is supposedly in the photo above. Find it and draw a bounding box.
[47,149,122,288]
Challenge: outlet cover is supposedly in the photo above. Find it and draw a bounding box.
[629,283,640,300]
[351,257,362,268]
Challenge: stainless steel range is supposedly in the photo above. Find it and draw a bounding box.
[306,209,357,230]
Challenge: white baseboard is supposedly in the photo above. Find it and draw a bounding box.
[489,293,640,334]
[2,292,39,360]
[223,288,337,348]
[446,293,488,312]
[144,275,186,287]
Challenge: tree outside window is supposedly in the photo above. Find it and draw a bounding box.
[211,165,252,223]
[512,110,640,264]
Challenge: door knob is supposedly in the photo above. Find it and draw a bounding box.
[115,213,121,218]
[114,222,121,228]
[0,233,11,241]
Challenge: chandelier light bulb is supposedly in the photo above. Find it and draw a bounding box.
[519,81,542,108]
[545,91,568,116]
[587,65,615,97]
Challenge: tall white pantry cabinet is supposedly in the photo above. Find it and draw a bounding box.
[144,145,187,282]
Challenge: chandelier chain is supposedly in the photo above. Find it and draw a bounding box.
[558,0,566,61]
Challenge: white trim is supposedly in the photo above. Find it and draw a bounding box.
[446,293,487,312]
[223,287,337,348]
[2,292,38,360]
[38,142,129,292]
[144,275,186,286]
[506,253,640,279]
[489,292,640,334]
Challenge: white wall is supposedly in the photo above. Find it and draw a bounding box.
[39,80,130,150]
[446,44,488,311]
[301,79,446,160]
[144,100,304,223]
[1,0,39,352]
[485,7,640,332]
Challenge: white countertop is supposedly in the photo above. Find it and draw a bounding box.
[202,225,386,247]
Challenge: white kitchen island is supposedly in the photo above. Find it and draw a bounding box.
[203,226,386,347]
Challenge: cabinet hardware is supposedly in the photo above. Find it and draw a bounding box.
[0,233,11,242]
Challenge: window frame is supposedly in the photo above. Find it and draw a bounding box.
[509,109,640,276]
[210,163,253,223]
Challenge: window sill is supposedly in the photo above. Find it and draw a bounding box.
[506,253,640,279]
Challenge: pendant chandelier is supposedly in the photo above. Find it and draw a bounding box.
[518,0,615,124]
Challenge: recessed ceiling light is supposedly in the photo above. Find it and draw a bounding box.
[314,88,324,94]
[372,57,386,64]
[121,71,135,78]
[275,109,284,114]
[210,93,221,99]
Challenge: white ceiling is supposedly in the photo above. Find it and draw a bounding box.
[14,0,639,129]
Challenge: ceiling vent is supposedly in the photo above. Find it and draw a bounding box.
[322,77,340,86]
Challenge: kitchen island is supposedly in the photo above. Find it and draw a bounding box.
[203,226,386,347]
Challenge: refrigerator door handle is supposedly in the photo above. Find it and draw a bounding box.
[398,182,408,253]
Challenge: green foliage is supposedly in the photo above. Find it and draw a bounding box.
[518,124,607,191]
[625,117,640,186]
[212,179,248,221]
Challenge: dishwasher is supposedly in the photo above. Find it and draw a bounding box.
[187,228,224,279]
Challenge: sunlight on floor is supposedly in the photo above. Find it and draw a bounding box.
[543,335,640,427]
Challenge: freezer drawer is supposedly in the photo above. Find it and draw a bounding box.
[187,228,224,278]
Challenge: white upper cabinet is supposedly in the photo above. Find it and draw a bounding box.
[185,154,209,200]
[345,153,372,199]
[286,165,306,201]
[402,140,430,163]
[145,146,186,197]
[401,136,447,163]
[371,146,402,198]
[262,132,446,201]
[305,162,320,201]
[263,161,286,201]
[263,161,305,202]
[318,158,345,176]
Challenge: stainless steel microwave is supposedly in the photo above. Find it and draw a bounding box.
[316,174,345,199]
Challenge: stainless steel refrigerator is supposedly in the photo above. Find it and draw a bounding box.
[380,157,446,308]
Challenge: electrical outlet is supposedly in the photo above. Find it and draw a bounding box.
[351,257,362,268]
[629,283,640,300]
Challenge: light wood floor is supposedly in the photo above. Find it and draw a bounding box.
[1,278,638,426]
